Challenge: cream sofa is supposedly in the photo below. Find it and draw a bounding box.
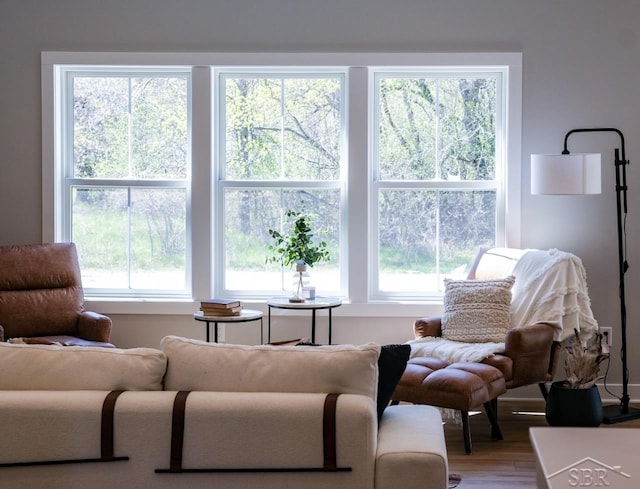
[0,336,448,489]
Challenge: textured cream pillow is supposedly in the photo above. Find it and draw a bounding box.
[441,276,515,343]
[0,342,167,391]
[161,335,380,400]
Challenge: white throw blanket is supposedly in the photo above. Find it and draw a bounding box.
[510,248,598,342]
[408,336,505,363]
[408,248,598,363]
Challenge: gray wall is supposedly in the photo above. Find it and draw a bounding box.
[2,0,640,399]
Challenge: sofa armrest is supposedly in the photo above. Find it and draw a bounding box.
[501,322,555,388]
[376,404,448,489]
[78,311,112,343]
[413,317,442,339]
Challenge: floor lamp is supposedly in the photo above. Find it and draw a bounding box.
[531,127,640,424]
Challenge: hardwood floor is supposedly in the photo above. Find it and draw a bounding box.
[443,400,640,488]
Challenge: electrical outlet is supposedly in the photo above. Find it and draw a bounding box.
[600,327,612,347]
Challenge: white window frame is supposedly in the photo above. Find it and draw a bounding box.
[213,68,348,299]
[42,52,521,317]
[370,67,509,301]
[54,66,193,298]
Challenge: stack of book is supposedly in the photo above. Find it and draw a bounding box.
[199,298,242,316]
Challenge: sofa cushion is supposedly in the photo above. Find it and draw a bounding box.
[0,342,167,391]
[441,276,515,343]
[297,341,411,421]
[161,335,380,400]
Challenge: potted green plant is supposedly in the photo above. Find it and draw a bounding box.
[266,210,331,302]
[545,329,609,426]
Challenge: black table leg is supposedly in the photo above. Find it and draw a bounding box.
[214,322,219,343]
[205,321,211,342]
[268,307,272,343]
[328,308,332,345]
[311,310,316,343]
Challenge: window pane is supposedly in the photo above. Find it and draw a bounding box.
[378,189,495,293]
[439,190,496,263]
[223,188,340,294]
[378,78,437,180]
[377,76,497,181]
[224,76,341,181]
[378,190,436,292]
[283,78,341,180]
[74,77,129,178]
[72,187,186,291]
[73,188,129,287]
[73,76,188,179]
[130,188,186,289]
[225,78,282,179]
[438,78,497,181]
[131,77,188,179]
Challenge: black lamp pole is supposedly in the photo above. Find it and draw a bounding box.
[563,127,640,423]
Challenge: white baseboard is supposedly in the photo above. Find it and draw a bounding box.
[596,382,640,403]
[502,382,640,403]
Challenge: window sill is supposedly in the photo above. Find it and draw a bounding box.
[85,298,443,318]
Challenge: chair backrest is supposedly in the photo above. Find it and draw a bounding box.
[467,247,526,281]
[0,243,85,338]
[468,247,562,382]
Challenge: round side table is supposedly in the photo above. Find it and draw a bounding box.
[266,297,342,344]
[193,309,264,343]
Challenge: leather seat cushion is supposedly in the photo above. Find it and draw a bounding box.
[9,335,114,348]
[392,357,506,411]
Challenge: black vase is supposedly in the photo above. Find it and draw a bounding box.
[545,380,603,427]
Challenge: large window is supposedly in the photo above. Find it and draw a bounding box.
[43,52,521,308]
[371,71,503,299]
[217,72,345,298]
[59,68,190,297]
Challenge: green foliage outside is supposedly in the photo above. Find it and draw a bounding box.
[72,190,185,273]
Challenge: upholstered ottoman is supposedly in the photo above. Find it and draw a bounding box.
[392,357,506,453]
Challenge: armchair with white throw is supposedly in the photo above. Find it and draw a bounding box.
[408,247,598,395]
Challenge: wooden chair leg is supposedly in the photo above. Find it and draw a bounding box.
[483,398,503,441]
[461,410,472,454]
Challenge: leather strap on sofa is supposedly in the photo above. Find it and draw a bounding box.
[156,391,351,474]
[169,390,190,472]
[0,390,128,468]
[100,390,126,462]
[322,392,339,471]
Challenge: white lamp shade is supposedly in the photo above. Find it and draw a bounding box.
[531,153,602,195]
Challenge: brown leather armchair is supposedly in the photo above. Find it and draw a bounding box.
[412,248,560,397]
[0,242,114,347]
